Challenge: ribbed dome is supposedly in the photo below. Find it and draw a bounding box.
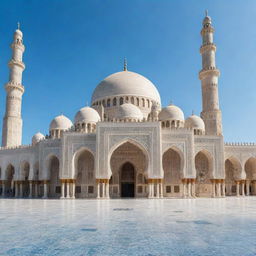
[116,103,143,120]
[50,115,73,130]
[32,132,45,145]
[185,114,205,130]
[159,104,184,121]
[75,107,101,124]
[91,71,161,104]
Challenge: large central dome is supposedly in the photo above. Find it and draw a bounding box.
[91,71,161,104]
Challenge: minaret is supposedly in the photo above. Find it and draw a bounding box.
[199,12,222,136]
[2,23,25,147]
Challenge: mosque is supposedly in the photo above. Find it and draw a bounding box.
[0,14,255,200]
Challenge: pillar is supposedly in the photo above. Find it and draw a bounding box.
[60,180,65,199]
[187,180,191,197]
[96,181,100,199]
[2,181,5,197]
[211,179,216,197]
[221,180,225,197]
[236,181,240,197]
[102,182,105,198]
[43,181,48,199]
[29,181,33,198]
[71,180,76,199]
[191,179,196,197]
[241,181,245,196]
[105,180,109,199]
[148,183,152,198]
[19,181,23,198]
[66,182,70,199]
[160,181,163,198]
[216,180,221,197]
[15,182,18,198]
[35,181,38,198]
[246,180,250,196]
[182,179,187,198]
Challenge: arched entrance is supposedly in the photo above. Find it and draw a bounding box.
[5,164,15,197]
[109,141,148,198]
[225,157,242,196]
[244,157,256,195]
[162,148,183,197]
[20,161,30,197]
[48,155,60,198]
[120,162,135,198]
[195,151,213,197]
[74,149,95,198]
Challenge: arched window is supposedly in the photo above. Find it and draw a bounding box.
[166,121,170,128]
[107,99,111,107]
[120,97,124,105]
[131,97,134,104]
[126,96,129,103]
[142,98,145,107]
[102,100,106,107]
[136,98,140,106]
[113,98,117,106]
[147,99,150,108]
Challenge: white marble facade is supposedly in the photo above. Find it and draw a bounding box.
[0,15,256,200]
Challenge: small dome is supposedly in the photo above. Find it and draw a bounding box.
[75,106,101,124]
[116,103,143,120]
[185,114,205,131]
[159,104,184,121]
[15,29,23,37]
[50,115,73,130]
[91,71,161,104]
[203,16,211,26]
[32,132,45,145]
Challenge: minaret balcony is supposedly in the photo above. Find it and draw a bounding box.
[200,43,216,54]
[8,60,25,70]
[199,67,220,80]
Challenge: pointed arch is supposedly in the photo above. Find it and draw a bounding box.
[5,164,15,197]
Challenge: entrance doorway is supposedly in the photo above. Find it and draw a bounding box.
[120,162,135,198]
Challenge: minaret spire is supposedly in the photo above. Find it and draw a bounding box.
[2,26,25,147]
[199,13,222,135]
[123,58,127,71]
[17,21,20,30]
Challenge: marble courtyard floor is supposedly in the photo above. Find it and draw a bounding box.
[0,197,256,256]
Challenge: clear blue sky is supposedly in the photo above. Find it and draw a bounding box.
[0,0,255,144]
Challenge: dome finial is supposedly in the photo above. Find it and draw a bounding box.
[17,21,20,30]
[205,9,208,17]
[124,57,127,71]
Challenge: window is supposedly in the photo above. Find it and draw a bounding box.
[120,97,124,105]
[232,185,236,193]
[75,186,81,193]
[88,186,94,194]
[131,97,134,104]
[174,186,180,193]
[147,99,150,108]
[113,98,117,106]
[136,98,139,106]
[107,99,111,107]
[55,186,61,194]
[142,98,145,107]
[166,186,171,193]
[137,186,143,193]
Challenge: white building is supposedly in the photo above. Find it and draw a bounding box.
[0,14,255,199]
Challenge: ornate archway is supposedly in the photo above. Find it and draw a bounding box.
[109,141,148,198]
[244,157,256,195]
[48,155,60,198]
[195,150,213,197]
[162,147,183,197]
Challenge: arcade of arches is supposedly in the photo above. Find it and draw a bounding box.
[1,153,256,199]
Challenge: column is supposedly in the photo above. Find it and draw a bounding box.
[156,181,160,198]
[2,181,5,197]
[15,182,19,198]
[221,180,225,197]
[191,179,196,197]
[29,181,33,198]
[187,180,191,198]
[102,182,105,198]
[43,181,48,199]
[182,179,187,198]
[236,181,240,197]
[241,181,245,196]
[105,180,110,199]
[246,180,250,196]
[20,181,23,198]
[160,182,163,198]
[71,180,76,199]
[148,183,152,198]
[66,182,70,199]
[96,181,100,199]
[216,181,221,197]
[60,180,65,199]
[35,181,38,198]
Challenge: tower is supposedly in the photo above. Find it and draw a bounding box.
[2,24,25,147]
[199,12,222,136]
